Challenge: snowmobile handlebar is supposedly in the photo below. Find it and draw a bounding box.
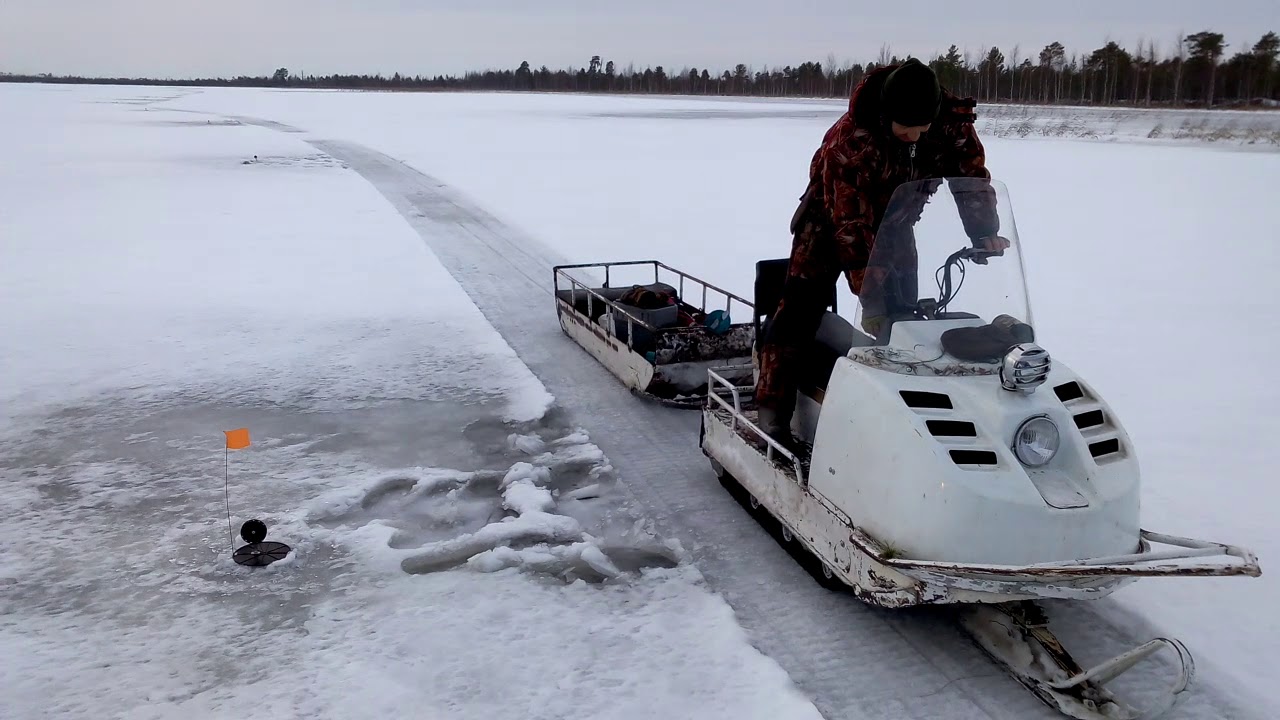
[928,244,991,317]
[877,243,1007,322]
[955,244,1003,265]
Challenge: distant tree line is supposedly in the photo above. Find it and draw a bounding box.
[4,31,1277,108]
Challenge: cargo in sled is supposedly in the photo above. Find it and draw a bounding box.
[552,260,756,407]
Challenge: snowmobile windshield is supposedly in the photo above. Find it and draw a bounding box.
[858,177,1032,328]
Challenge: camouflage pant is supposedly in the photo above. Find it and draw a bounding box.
[754,213,852,413]
[755,206,921,413]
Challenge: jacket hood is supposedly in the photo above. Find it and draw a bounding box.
[848,64,896,130]
[847,63,977,134]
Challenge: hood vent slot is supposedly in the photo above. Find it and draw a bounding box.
[950,449,998,466]
[927,420,977,437]
[1089,438,1121,458]
[1073,409,1105,430]
[1054,381,1084,403]
[901,391,952,410]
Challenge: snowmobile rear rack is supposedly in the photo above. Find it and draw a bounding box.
[553,260,756,407]
[704,367,808,486]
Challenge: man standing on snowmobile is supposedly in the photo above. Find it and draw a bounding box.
[755,57,1005,442]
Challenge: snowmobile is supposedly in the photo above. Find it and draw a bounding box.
[698,177,1262,720]
[553,260,756,407]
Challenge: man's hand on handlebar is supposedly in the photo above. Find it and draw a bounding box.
[968,235,1011,264]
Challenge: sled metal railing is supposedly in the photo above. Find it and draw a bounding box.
[706,368,807,488]
[554,270,644,352]
[553,261,754,345]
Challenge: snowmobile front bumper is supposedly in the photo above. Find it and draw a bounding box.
[866,529,1260,602]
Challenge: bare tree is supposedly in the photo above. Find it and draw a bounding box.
[1131,41,1143,104]
[1172,32,1186,105]
[963,48,975,97]
[973,47,987,100]
[1009,44,1020,102]
[1145,40,1157,106]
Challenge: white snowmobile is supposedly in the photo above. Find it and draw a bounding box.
[699,177,1261,720]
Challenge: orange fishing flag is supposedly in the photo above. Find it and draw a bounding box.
[224,428,251,450]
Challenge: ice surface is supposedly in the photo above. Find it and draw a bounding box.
[148,86,1277,707]
[5,81,1277,715]
[0,85,823,720]
[507,431,547,455]
[399,510,585,573]
[0,89,554,430]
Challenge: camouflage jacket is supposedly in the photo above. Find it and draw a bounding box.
[796,63,997,295]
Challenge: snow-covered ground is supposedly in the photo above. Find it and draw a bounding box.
[161,87,1278,706]
[977,102,1280,146]
[4,82,1278,717]
[0,86,823,719]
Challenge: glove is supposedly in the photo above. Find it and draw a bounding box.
[970,235,1011,264]
[976,235,1011,253]
[861,314,886,338]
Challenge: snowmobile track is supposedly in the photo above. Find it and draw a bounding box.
[214,118,1258,720]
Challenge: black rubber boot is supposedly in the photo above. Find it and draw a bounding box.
[756,404,797,449]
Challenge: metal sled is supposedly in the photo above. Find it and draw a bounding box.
[553,260,755,407]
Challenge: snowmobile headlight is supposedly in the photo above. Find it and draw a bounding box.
[1013,416,1060,467]
[1000,343,1050,393]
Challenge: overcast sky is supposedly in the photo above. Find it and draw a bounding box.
[1,0,1275,78]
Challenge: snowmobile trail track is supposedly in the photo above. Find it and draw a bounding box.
[212,119,1259,720]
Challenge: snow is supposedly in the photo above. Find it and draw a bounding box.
[147,87,1278,707]
[0,89,554,427]
[500,463,556,514]
[3,80,1278,715]
[0,85,824,720]
[507,431,548,455]
[977,102,1280,147]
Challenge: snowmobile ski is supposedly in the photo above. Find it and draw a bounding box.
[957,601,1194,720]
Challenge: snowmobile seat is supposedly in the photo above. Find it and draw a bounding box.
[753,258,790,333]
[800,312,875,398]
[752,258,836,347]
[814,311,874,356]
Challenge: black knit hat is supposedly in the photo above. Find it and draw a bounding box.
[881,58,941,126]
